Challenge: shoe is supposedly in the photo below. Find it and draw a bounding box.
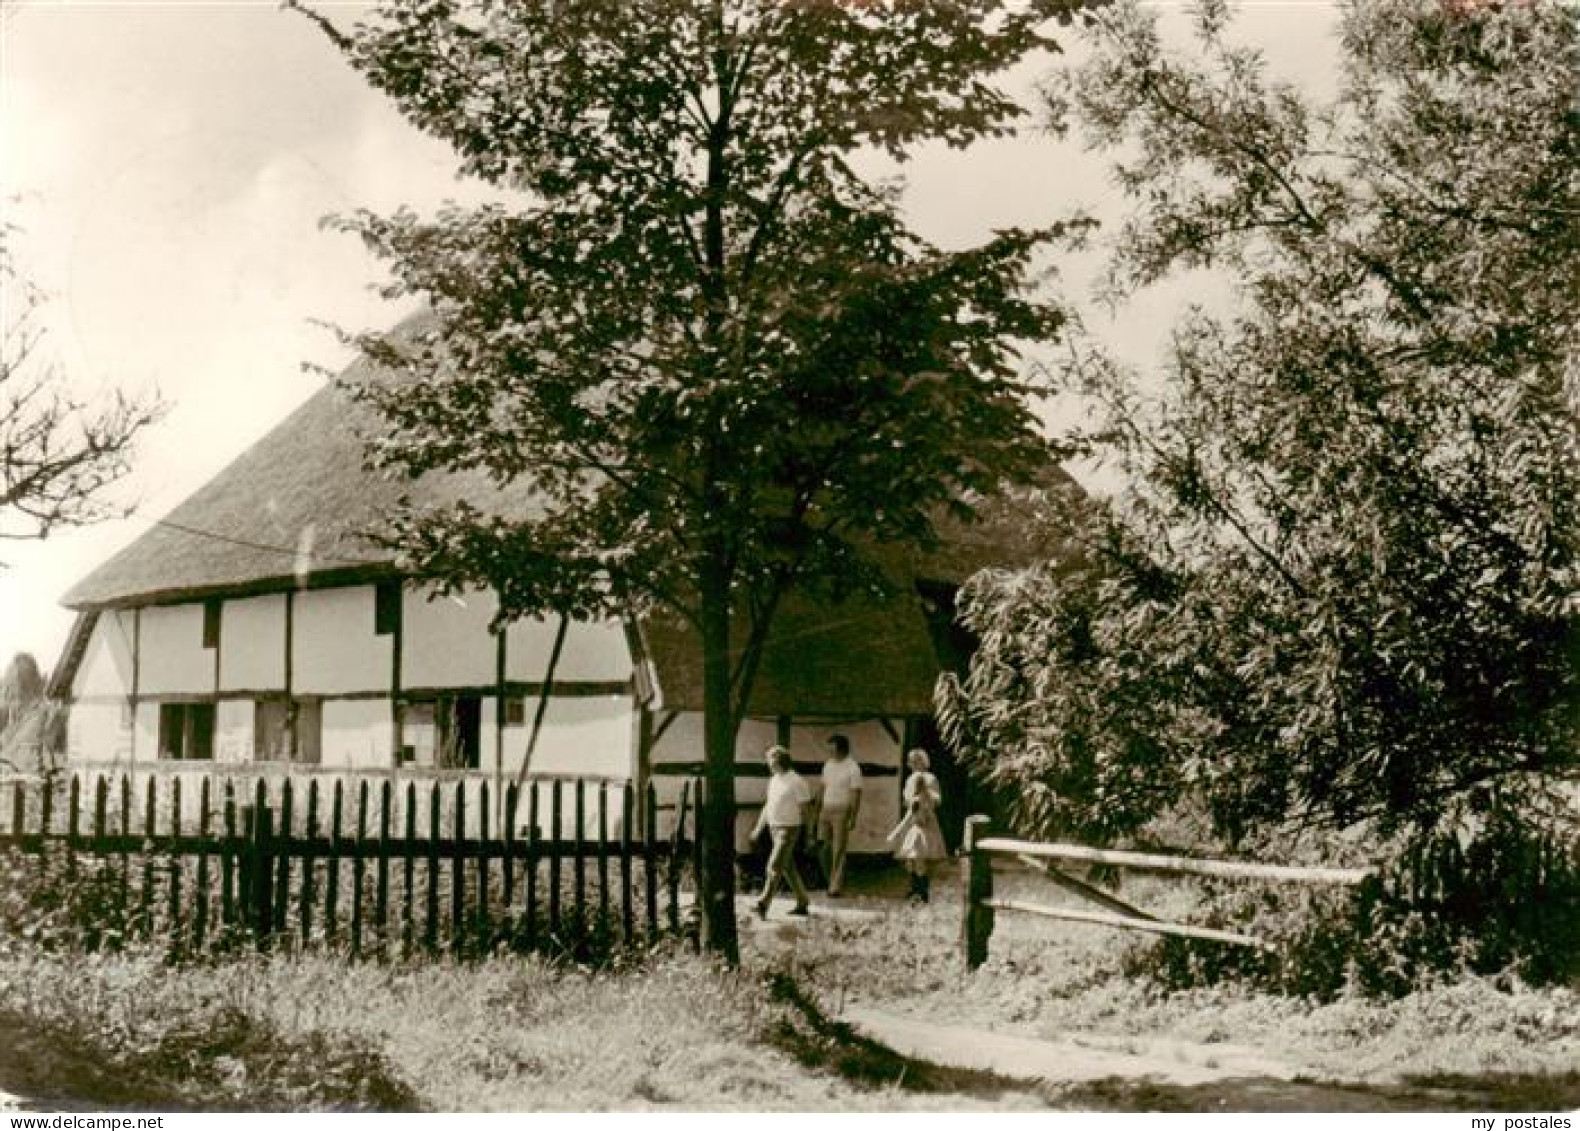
[826,889,842,898]
[787,905,810,917]
[754,901,769,919]
[918,876,931,903]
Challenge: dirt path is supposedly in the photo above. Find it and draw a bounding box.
[840,1006,1298,1088]
[835,1007,1580,1112]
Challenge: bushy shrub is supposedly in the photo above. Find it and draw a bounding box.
[0,846,137,955]
[121,1004,419,1111]
[1131,815,1580,999]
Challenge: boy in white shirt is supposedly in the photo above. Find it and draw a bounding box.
[751,744,812,918]
[818,733,863,896]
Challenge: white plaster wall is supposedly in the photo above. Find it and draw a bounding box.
[133,701,160,762]
[74,612,136,698]
[293,586,392,695]
[507,695,634,779]
[401,585,499,689]
[321,699,394,770]
[506,617,630,682]
[67,701,131,764]
[137,604,214,695]
[215,699,252,765]
[219,594,286,691]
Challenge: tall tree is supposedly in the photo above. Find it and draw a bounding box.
[942,0,1579,856]
[1,228,160,553]
[290,0,1091,962]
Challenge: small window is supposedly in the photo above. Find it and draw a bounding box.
[255,699,291,762]
[158,702,215,761]
[504,698,526,727]
[402,696,482,770]
[374,581,401,636]
[202,599,222,650]
[255,698,323,764]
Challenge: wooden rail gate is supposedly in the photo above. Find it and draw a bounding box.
[959,816,1375,969]
[0,772,707,960]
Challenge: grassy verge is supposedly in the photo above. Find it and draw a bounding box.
[0,943,1058,1111]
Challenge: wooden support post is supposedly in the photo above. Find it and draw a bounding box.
[962,814,994,971]
[668,778,689,934]
[525,784,539,950]
[597,782,610,925]
[274,779,293,943]
[168,776,183,946]
[573,778,586,925]
[66,775,80,881]
[194,776,211,949]
[251,792,275,949]
[549,781,562,931]
[326,781,344,946]
[403,782,417,959]
[301,780,319,946]
[352,780,368,959]
[477,781,491,951]
[643,783,659,941]
[450,780,465,955]
[689,777,704,952]
[619,784,634,942]
[425,782,441,954]
[502,783,518,913]
[140,777,156,938]
[220,782,236,932]
[377,779,392,955]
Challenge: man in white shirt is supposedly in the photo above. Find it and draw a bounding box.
[750,744,812,918]
[818,733,863,897]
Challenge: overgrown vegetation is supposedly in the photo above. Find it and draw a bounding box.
[939,0,1580,990]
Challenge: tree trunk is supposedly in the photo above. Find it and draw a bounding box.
[697,564,741,964]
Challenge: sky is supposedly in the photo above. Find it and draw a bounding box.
[0,0,1340,673]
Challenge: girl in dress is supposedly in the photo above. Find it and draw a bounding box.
[891,748,946,902]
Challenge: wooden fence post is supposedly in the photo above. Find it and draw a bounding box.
[962,814,994,971]
[689,777,704,951]
[251,793,275,950]
[667,778,689,934]
[644,783,659,942]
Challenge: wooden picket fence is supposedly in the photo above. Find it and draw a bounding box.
[959,816,1376,969]
[0,771,706,960]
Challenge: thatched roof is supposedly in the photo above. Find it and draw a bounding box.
[63,322,534,609]
[61,323,1083,717]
